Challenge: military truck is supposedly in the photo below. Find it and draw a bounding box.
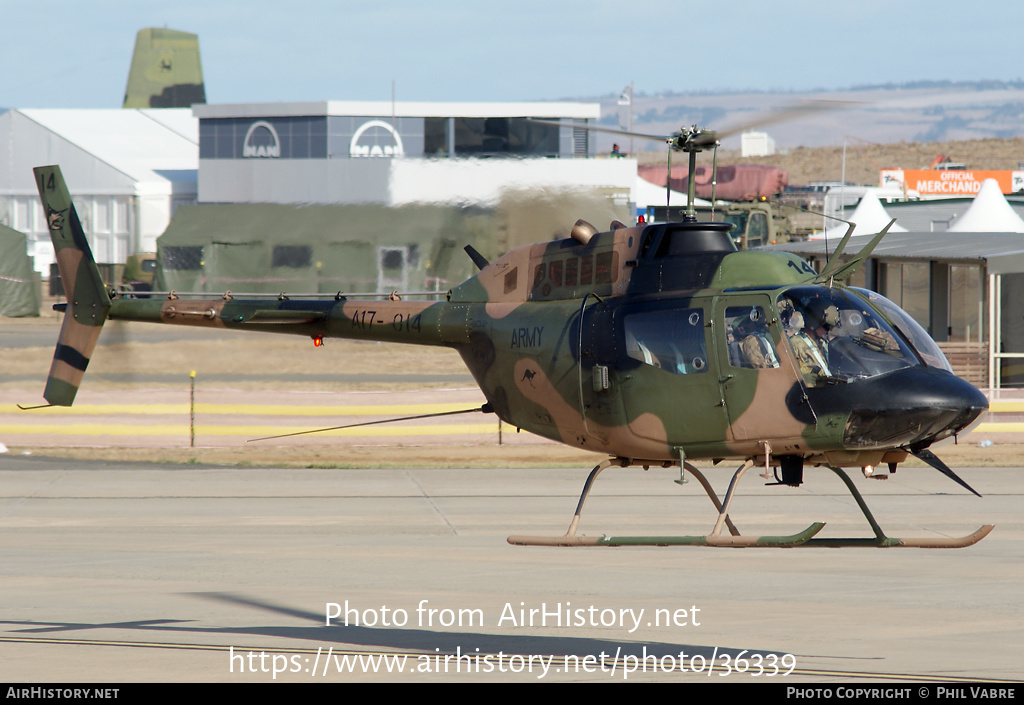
[121,252,156,292]
[645,201,816,249]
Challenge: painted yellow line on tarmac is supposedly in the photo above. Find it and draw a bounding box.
[8,402,1024,420]
[975,422,1024,433]
[0,423,499,437]
[1,402,474,416]
[990,402,1024,412]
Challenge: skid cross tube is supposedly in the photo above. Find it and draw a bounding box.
[507,457,992,549]
[508,457,824,548]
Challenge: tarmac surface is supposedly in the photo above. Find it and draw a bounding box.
[1,453,1021,683]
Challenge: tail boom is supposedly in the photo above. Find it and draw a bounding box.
[32,165,461,406]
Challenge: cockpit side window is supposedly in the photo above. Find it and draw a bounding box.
[624,308,707,375]
[725,306,780,369]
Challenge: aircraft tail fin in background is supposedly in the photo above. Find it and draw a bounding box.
[123,27,206,109]
[33,166,110,407]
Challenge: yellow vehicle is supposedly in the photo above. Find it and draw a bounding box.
[121,253,156,292]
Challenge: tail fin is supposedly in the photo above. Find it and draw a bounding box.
[122,27,206,109]
[34,166,110,406]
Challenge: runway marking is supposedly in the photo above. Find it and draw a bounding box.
[0,636,1015,683]
[0,398,500,439]
[974,422,1024,433]
[1,402,474,416]
[8,401,1022,417]
[989,401,1024,412]
[0,423,500,437]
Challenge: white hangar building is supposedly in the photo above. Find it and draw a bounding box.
[193,100,634,207]
[0,108,198,273]
[0,100,635,274]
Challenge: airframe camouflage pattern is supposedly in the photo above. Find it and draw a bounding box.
[33,165,992,548]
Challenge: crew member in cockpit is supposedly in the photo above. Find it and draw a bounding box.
[736,315,779,369]
[785,298,836,381]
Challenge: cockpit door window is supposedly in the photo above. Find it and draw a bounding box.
[623,308,708,375]
[725,306,780,370]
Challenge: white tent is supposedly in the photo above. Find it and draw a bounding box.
[0,108,198,272]
[948,178,1024,233]
[810,189,907,240]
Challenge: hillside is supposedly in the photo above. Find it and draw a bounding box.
[634,137,1024,187]
[597,82,1024,186]
[595,82,1024,152]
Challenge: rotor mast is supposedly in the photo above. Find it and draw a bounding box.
[669,126,719,222]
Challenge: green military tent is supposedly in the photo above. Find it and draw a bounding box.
[0,224,40,317]
[155,203,496,295]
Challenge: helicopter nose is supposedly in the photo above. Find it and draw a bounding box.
[837,367,988,449]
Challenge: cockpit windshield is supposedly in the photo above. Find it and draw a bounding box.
[850,287,953,373]
[778,286,928,386]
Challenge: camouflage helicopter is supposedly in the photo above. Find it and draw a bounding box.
[32,149,991,548]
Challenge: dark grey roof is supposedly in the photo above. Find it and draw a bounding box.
[772,231,1024,275]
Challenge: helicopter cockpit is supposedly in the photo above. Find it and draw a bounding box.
[778,286,951,388]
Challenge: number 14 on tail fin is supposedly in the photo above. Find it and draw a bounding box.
[31,166,110,407]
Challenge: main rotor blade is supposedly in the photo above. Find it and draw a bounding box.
[530,100,855,149]
[526,118,669,144]
[910,448,982,498]
[714,100,857,140]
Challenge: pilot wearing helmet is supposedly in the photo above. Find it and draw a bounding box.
[785,297,837,382]
[733,311,779,369]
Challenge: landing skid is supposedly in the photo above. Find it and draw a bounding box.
[802,466,994,548]
[507,458,993,549]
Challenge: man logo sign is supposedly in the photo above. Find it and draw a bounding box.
[243,121,281,158]
[350,120,404,158]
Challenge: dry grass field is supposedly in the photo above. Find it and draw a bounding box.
[636,136,1024,187]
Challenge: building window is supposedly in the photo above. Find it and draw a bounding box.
[424,117,560,157]
[12,197,38,232]
[272,245,312,269]
[94,198,111,233]
[880,261,929,330]
[424,118,448,155]
[162,246,204,270]
[200,117,327,159]
[113,199,130,233]
[949,264,983,343]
